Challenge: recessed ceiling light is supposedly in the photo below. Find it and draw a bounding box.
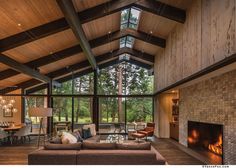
[108,31,111,34]
[17,23,21,27]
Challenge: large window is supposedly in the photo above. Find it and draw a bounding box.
[73,97,93,129]
[99,97,125,134]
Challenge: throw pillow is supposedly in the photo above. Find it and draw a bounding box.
[83,124,96,136]
[82,142,116,150]
[72,130,83,142]
[82,128,92,139]
[44,142,81,150]
[49,136,62,144]
[61,132,77,144]
[116,142,151,150]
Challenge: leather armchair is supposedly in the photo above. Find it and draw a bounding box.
[137,123,155,137]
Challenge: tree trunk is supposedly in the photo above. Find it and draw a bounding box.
[75,78,82,123]
[118,66,124,123]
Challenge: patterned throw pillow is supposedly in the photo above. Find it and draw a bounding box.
[82,128,92,139]
[72,130,83,142]
[61,132,77,144]
[49,136,62,144]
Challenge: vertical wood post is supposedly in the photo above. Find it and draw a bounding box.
[93,70,99,131]
[47,81,53,135]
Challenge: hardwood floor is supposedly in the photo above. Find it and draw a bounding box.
[0,136,203,165]
[151,137,204,165]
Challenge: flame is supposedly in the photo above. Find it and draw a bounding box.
[188,130,199,144]
[208,134,223,155]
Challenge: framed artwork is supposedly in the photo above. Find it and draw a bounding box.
[3,109,13,117]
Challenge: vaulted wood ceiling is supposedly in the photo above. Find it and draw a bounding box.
[0,0,190,94]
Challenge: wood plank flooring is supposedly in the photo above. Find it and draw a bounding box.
[0,136,203,165]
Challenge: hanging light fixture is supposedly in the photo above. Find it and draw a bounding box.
[0,96,18,116]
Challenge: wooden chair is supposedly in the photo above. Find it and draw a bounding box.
[14,124,31,143]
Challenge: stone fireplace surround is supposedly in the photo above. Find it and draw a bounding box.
[179,69,236,164]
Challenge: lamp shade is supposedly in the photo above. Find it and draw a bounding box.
[29,107,52,117]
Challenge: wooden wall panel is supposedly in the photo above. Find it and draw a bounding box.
[154,0,235,92]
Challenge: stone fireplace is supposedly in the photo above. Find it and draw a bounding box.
[179,70,236,164]
[188,121,223,164]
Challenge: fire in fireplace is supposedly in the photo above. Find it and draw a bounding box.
[188,121,223,163]
[208,134,222,155]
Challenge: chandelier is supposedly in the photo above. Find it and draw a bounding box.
[0,96,18,115]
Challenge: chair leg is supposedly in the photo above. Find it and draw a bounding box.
[28,135,31,142]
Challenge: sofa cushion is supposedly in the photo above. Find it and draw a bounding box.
[28,149,77,165]
[82,142,116,150]
[83,135,100,142]
[116,142,151,150]
[83,124,96,136]
[61,132,77,144]
[44,142,82,150]
[77,150,165,165]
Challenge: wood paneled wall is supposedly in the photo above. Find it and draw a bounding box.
[154,0,236,92]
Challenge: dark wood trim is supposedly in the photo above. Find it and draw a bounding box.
[125,28,166,48]
[21,88,25,123]
[0,28,159,81]
[122,47,154,63]
[93,70,99,131]
[57,0,97,70]
[3,94,154,98]
[0,53,60,86]
[127,58,152,69]
[154,53,236,96]
[134,0,186,23]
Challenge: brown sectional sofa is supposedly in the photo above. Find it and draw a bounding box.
[28,135,166,165]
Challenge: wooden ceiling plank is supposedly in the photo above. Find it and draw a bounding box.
[0,0,135,52]
[0,28,161,81]
[56,0,97,70]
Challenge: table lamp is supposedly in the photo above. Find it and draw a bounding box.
[29,107,52,147]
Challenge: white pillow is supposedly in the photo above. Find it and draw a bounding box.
[83,124,96,136]
[61,132,77,144]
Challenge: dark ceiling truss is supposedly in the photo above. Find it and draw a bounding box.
[57,0,97,70]
[0,0,185,52]
[0,28,159,81]
[0,47,153,95]
[0,53,60,87]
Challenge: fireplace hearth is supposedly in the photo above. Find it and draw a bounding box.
[188,121,223,164]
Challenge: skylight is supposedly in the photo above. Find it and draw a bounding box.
[120,8,140,49]
[120,8,141,30]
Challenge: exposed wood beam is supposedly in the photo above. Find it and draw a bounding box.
[121,47,154,63]
[0,54,60,87]
[128,58,152,69]
[0,29,160,81]
[0,0,183,52]
[134,0,186,23]
[125,28,165,48]
[1,48,153,94]
[56,0,97,70]
[0,0,136,52]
